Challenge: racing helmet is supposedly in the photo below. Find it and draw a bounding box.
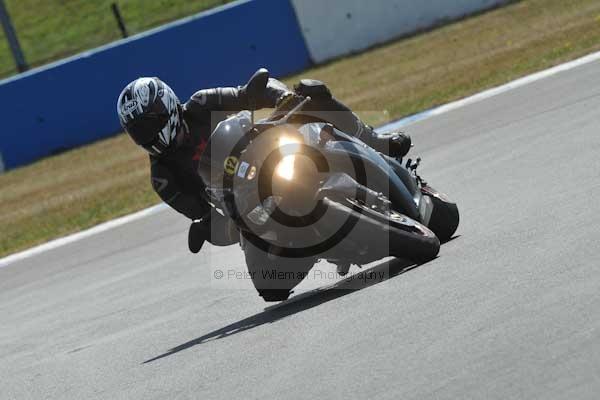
[117,77,182,156]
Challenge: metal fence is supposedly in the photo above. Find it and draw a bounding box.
[0,0,233,79]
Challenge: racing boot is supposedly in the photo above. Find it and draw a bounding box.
[188,219,209,254]
[188,210,239,253]
[363,128,412,159]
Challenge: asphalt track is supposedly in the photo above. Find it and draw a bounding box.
[2,58,600,399]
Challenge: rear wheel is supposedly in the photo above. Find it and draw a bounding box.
[328,197,440,263]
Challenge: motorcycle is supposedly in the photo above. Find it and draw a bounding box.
[198,69,459,302]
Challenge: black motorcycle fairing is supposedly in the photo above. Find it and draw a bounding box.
[308,124,421,220]
[199,112,423,222]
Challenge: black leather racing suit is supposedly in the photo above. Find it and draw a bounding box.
[149,78,289,223]
[150,78,401,245]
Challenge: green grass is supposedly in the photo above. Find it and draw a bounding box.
[2,0,600,258]
[0,0,234,78]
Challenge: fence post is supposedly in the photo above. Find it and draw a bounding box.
[0,0,27,72]
[111,2,129,38]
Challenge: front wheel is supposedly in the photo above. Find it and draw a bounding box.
[241,233,316,302]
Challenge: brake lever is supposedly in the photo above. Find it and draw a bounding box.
[274,96,312,126]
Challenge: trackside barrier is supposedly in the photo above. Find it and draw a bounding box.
[0,0,310,170]
[0,0,513,171]
[291,0,508,63]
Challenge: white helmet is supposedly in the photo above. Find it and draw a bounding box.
[117,77,182,156]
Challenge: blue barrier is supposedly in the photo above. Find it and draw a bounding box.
[0,0,310,170]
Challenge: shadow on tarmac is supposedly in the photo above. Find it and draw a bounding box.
[143,253,440,364]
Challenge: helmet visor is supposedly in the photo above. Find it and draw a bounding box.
[125,113,169,145]
[138,119,183,157]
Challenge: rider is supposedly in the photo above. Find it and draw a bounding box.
[116,72,412,252]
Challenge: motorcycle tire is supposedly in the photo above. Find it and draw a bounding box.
[241,234,316,302]
[421,187,460,243]
[323,198,440,263]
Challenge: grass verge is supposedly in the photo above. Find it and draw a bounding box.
[0,0,234,78]
[2,0,600,257]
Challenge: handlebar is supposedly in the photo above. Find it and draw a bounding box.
[276,96,311,125]
[260,95,311,127]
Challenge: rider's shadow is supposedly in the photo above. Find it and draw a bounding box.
[143,256,436,364]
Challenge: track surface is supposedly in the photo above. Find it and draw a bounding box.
[2,60,600,400]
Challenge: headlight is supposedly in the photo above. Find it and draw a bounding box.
[275,136,301,181]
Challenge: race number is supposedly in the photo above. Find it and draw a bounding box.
[224,156,239,175]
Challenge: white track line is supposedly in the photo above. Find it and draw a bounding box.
[3,49,600,268]
[379,49,600,132]
[0,204,167,269]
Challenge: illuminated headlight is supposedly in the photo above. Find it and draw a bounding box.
[275,136,302,181]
